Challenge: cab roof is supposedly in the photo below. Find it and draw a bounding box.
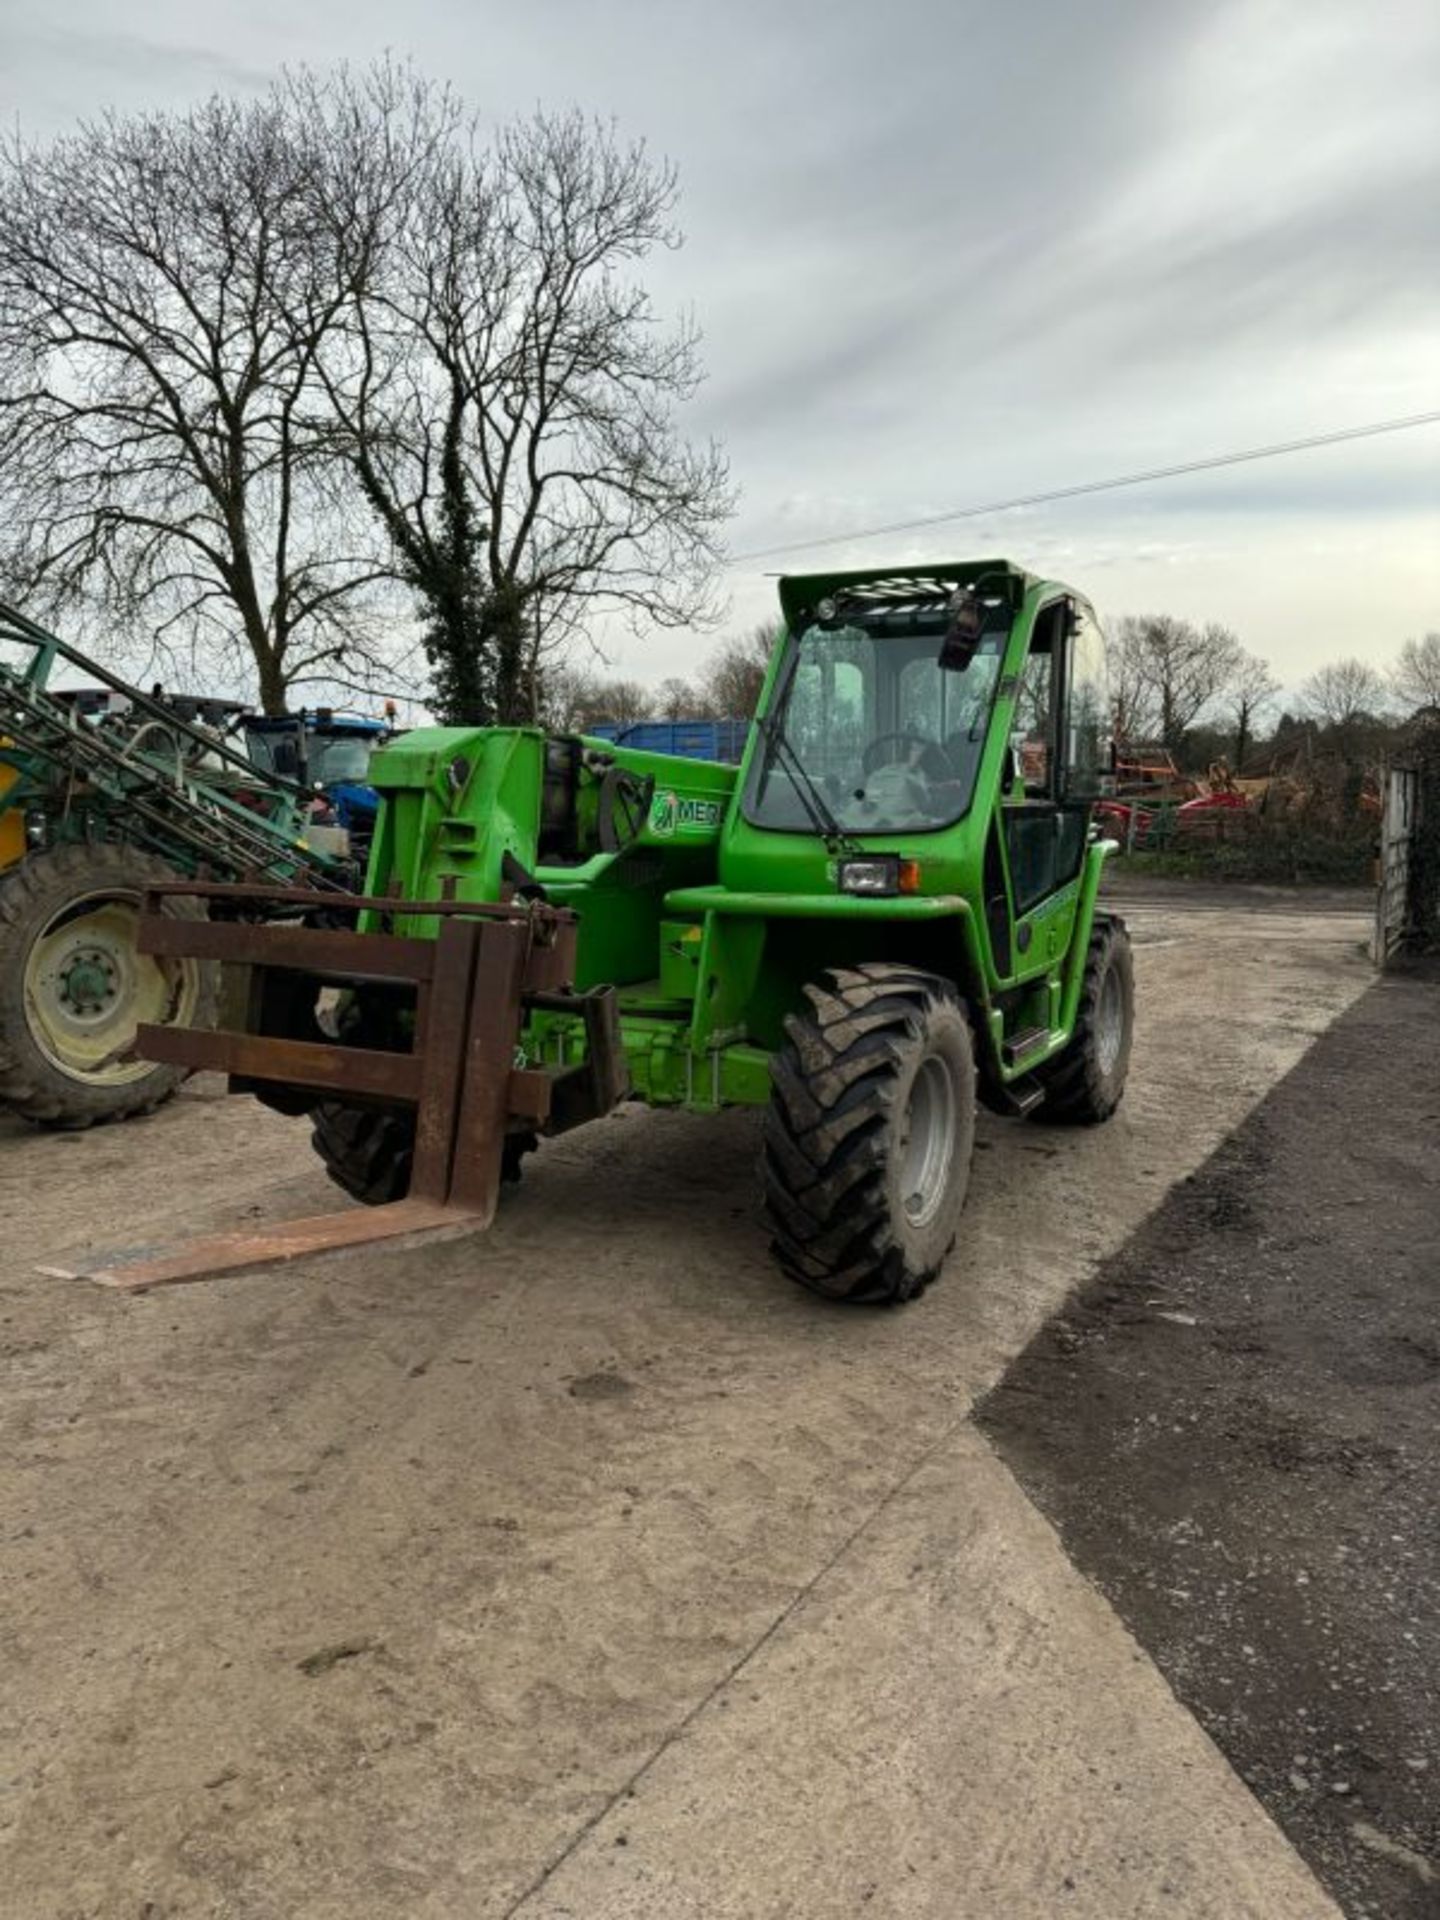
[776,559,1043,630]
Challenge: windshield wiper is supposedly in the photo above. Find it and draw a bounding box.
[757,713,861,855]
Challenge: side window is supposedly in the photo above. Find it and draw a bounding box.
[1021,648,1052,791]
[1015,629,1056,797]
[1064,603,1110,799]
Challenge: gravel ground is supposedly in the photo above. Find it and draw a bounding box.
[0,894,1374,1918]
[982,969,1440,1920]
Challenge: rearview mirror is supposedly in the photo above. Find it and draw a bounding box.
[938,589,985,671]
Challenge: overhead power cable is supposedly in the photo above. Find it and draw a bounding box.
[726,408,1440,566]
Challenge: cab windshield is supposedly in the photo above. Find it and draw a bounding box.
[307,735,375,785]
[745,620,1006,834]
[243,725,376,787]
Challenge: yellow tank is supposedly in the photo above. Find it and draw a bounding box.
[0,762,24,872]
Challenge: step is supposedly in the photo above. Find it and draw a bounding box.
[1004,1074,1046,1117]
[1001,1026,1051,1069]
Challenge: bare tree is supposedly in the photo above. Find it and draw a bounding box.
[307,71,733,725]
[1302,658,1388,728]
[569,677,653,731]
[1105,619,1158,742]
[533,662,593,731]
[654,675,701,719]
[1227,649,1280,769]
[1110,615,1243,750]
[0,95,397,711]
[701,621,779,717]
[1393,632,1440,711]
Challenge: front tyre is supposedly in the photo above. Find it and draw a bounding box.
[309,1101,537,1205]
[764,964,977,1305]
[1033,914,1134,1124]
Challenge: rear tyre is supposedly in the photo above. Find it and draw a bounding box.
[309,1103,537,1206]
[1033,915,1134,1124]
[764,964,976,1305]
[0,844,218,1128]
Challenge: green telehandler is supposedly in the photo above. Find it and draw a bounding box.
[96,559,1133,1303]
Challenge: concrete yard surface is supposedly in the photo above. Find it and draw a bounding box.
[0,893,1372,1918]
[519,1431,1334,1920]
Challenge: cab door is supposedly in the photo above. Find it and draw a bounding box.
[1000,598,1109,975]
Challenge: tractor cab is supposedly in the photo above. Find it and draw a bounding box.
[242,708,392,790]
[723,563,1112,991]
[242,708,395,864]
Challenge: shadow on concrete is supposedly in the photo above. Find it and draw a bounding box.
[981,974,1440,1919]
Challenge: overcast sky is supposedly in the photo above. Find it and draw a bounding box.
[4,0,1437,697]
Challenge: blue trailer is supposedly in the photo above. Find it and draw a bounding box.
[586,718,750,763]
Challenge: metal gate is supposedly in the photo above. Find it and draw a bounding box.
[1373,763,1419,966]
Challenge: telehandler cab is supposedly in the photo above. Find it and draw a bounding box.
[109,560,1133,1303]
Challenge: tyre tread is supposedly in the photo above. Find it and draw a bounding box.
[1035,915,1133,1125]
[763,964,970,1306]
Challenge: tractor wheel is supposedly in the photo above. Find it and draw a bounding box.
[0,844,218,1129]
[309,1102,537,1206]
[764,964,976,1306]
[1033,915,1134,1124]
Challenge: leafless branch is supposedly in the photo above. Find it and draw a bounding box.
[0,87,402,709]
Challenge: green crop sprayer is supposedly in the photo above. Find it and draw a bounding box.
[79,560,1134,1302]
[0,599,352,1128]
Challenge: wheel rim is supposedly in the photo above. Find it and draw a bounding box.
[1095,962,1126,1077]
[23,891,201,1086]
[899,1053,957,1229]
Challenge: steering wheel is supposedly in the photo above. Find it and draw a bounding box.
[862,730,948,779]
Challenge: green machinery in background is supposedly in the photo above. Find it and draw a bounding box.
[126,559,1134,1305]
[0,599,350,1128]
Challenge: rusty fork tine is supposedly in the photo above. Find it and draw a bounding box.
[48,884,580,1291]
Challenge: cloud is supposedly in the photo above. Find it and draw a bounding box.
[1,18,275,114]
[1,0,1435,683]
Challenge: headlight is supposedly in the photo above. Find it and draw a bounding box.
[839,857,899,896]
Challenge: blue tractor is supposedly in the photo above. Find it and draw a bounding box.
[241,708,394,865]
